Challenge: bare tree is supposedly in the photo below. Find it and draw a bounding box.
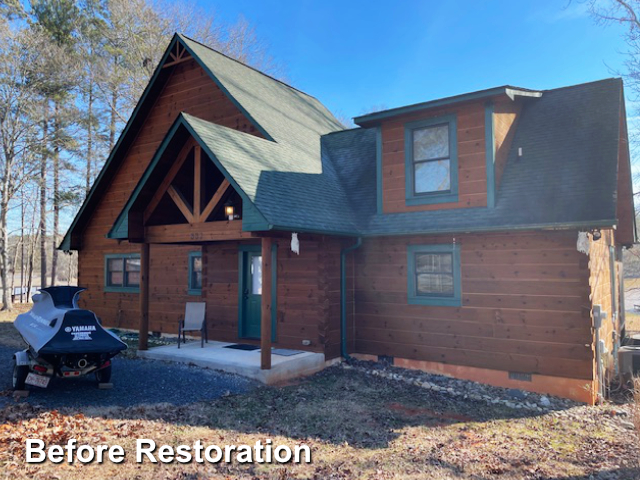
[0,0,284,295]
[587,1,640,141]
[0,25,48,310]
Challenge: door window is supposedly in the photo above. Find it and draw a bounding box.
[251,255,262,295]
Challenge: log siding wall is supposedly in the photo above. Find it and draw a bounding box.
[201,236,345,358]
[588,229,622,388]
[353,230,595,380]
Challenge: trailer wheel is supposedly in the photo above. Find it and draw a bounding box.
[95,365,112,383]
[12,359,28,390]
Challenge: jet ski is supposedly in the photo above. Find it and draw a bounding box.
[12,286,127,390]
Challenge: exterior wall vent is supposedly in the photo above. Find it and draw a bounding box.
[508,371,532,382]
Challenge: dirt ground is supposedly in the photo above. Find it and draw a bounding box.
[0,306,639,479]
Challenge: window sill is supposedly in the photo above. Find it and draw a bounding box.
[187,289,202,296]
[405,192,458,206]
[408,296,461,307]
[104,286,140,293]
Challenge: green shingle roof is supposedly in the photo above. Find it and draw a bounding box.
[109,113,363,238]
[63,31,632,249]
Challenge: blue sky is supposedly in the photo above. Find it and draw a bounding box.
[202,0,630,121]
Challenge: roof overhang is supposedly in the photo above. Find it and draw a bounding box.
[108,113,269,241]
[353,86,542,127]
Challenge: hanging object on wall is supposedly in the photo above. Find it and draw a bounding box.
[291,233,300,255]
[577,231,590,255]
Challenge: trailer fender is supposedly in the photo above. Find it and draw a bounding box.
[14,350,30,366]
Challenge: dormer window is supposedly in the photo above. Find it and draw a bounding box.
[404,115,458,205]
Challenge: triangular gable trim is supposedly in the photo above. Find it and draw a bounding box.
[60,33,273,251]
[108,113,270,240]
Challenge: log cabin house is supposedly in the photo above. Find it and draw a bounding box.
[60,34,635,403]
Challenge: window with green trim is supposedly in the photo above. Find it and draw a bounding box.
[104,254,140,292]
[188,251,202,295]
[404,115,458,206]
[407,244,461,306]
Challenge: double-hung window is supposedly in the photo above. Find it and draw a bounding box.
[104,254,140,292]
[404,115,458,205]
[407,244,461,306]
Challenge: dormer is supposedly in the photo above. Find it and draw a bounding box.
[354,86,542,214]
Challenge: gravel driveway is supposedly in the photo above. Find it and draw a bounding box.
[0,345,258,409]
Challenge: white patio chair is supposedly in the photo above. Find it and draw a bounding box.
[178,302,207,348]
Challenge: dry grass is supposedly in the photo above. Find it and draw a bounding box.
[0,305,29,349]
[0,373,638,480]
[0,309,638,479]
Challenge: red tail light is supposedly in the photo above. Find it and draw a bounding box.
[33,365,47,373]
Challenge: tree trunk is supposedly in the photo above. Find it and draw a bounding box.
[10,236,20,294]
[27,232,35,300]
[109,78,117,150]
[51,102,60,286]
[39,101,48,289]
[0,175,12,311]
[85,81,93,196]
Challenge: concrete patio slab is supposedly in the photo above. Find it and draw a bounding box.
[137,340,337,384]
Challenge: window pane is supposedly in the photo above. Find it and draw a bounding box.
[416,253,453,273]
[251,256,262,295]
[415,159,450,193]
[417,273,454,296]
[126,272,140,287]
[413,124,449,161]
[191,256,202,290]
[109,271,124,287]
[108,258,123,272]
[126,258,140,272]
[124,258,140,287]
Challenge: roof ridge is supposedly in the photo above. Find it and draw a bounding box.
[323,126,362,136]
[177,33,319,101]
[542,77,622,94]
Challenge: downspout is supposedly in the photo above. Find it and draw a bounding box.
[340,237,362,359]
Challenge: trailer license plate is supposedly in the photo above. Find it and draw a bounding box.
[25,373,50,388]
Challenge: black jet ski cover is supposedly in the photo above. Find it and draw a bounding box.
[14,286,127,356]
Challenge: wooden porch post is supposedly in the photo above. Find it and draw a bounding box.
[261,237,272,369]
[139,242,150,351]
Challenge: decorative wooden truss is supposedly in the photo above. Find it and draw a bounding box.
[163,41,192,68]
[144,140,231,224]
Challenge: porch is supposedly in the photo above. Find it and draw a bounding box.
[105,127,346,378]
[137,340,333,384]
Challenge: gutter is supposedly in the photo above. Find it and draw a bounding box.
[340,237,362,359]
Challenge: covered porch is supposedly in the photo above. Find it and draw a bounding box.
[137,340,331,384]
[106,121,346,381]
[137,234,288,373]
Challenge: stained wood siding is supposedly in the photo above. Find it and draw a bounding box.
[201,236,344,358]
[493,99,521,189]
[353,231,595,380]
[380,101,488,213]
[78,244,202,332]
[588,229,622,385]
[78,58,262,328]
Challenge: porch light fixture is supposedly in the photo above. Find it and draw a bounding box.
[224,200,235,221]
[591,228,602,241]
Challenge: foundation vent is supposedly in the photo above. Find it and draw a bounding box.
[508,372,532,382]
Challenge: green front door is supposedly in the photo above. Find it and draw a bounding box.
[240,248,262,339]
